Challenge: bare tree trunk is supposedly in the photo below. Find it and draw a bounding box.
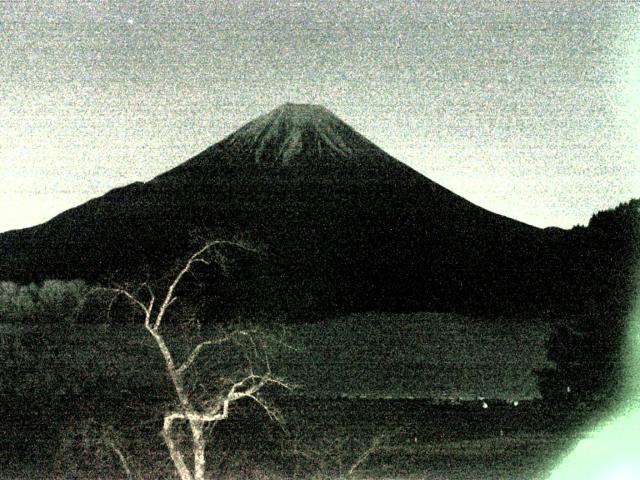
[105,440,134,480]
[191,420,206,480]
[163,416,194,480]
[146,325,190,408]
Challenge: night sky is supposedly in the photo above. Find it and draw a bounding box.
[1,0,639,232]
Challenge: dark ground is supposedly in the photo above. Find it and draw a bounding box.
[1,393,590,479]
[0,317,591,479]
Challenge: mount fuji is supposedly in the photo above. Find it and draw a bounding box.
[0,103,552,316]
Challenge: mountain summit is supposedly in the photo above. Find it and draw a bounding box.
[224,103,363,166]
[0,104,549,316]
[159,103,398,178]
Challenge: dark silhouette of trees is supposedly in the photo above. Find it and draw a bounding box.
[536,200,639,407]
[0,279,87,323]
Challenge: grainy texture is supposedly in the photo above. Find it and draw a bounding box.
[2,1,639,232]
[1,2,639,479]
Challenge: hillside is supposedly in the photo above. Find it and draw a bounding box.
[0,104,584,316]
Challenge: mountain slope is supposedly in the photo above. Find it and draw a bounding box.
[0,103,550,316]
[188,103,389,168]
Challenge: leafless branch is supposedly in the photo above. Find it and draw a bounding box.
[346,434,386,477]
[110,288,151,316]
[154,240,257,330]
[102,433,136,480]
[176,334,235,374]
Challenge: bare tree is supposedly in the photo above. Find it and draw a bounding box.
[111,240,290,480]
[290,430,396,479]
[56,419,141,480]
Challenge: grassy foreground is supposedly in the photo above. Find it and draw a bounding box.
[1,395,576,479]
[0,312,578,479]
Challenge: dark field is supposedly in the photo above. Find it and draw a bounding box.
[0,314,587,479]
[2,395,583,479]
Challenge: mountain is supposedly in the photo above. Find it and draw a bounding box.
[0,103,554,316]
[167,103,392,170]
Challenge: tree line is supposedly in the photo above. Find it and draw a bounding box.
[0,279,88,324]
[537,199,640,407]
